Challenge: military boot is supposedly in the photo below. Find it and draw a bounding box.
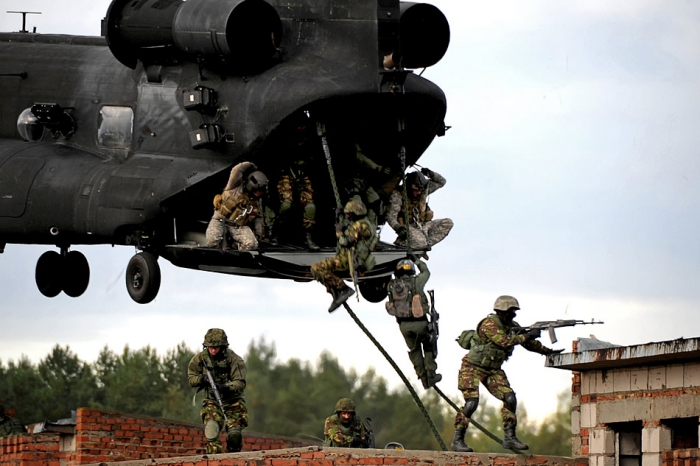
[328,284,355,313]
[450,428,473,452]
[427,373,442,387]
[305,232,320,251]
[502,426,528,450]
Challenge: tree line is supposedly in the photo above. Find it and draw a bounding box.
[0,339,571,454]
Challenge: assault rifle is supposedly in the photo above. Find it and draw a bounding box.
[426,290,440,357]
[202,363,229,424]
[516,319,604,344]
[351,417,375,448]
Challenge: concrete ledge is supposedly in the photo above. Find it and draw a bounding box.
[83,445,590,466]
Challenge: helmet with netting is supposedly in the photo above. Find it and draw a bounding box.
[344,198,367,216]
[203,328,229,347]
[395,259,416,277]
[245,171,268,194]
[334,398,356,413]
[493,295,520,312]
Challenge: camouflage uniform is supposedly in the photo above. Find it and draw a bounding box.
[323,398,371,448]
[387,169,453,250]
[311,199,377,309]
[454,314,550,430]
[389,259,439,388]
[188,329,248,454]
[450,298,557,452]
[274,157,318,249]
[0,403,26,438]
[206,162,266,251]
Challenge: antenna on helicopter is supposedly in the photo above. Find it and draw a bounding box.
[7,11,41,33]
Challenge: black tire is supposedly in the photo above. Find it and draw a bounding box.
[35,251,64,298]
[125,252,161,304]
[359,276,391,303]
[63,250,90,297]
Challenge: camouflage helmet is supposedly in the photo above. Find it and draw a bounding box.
[395,259,416,277]
[406,171,428,191]
[493,295,520,312]
[334,397,356,413]
[245,171,268,194]
[344,198,367,216]
[203,328,229,347]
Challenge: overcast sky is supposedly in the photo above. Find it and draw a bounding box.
[2,0,700,426]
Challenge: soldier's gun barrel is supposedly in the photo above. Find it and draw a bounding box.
[520,319,604,344]
[203,365,229,424]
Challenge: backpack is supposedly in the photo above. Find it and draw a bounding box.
[385,278,412,318]
[456,329,477,350]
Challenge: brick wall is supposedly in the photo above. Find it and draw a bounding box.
[0,407,317,466]
[0,432,70,466]
[80,446,590,466]
[662,449,700,466]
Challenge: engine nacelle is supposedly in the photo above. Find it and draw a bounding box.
[399,2,450,69]
[104,0,282,71]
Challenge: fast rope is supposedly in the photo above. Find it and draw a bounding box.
[342,302,448,451]
[316,121,343,209]
[431,385,524,454]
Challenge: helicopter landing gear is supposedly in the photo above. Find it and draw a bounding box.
[35,249,90,298]
[125,251,161,304]
[358,276,391,303]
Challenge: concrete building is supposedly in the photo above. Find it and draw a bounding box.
[547,336,700,466]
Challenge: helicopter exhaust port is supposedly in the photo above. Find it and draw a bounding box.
[104,0,282,72]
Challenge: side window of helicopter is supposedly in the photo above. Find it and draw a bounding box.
[97,106,134,149]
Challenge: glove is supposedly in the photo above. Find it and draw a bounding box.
[524,328,541,340]
[543,348,565,355]
[420,167,434,178]
[395,225,407,240]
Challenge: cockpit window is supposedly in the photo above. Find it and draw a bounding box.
[97,106,133,149]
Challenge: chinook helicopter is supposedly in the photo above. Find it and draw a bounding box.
[0,0,450,304]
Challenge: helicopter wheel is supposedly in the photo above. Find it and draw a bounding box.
[358,276,391,303]
[125,252,161,304]
[35,251,64,298]
[63,250,90,297]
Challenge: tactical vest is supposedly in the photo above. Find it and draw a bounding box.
[397,194,434,226]
[466,314,515,370]
[214,189,259,226]
[205,351,244,401]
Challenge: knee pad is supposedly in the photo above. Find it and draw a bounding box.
[279,200,292,215]
[504,392,517,413]
[462,397,479,418]
[304,203,316,220]
[205,420,220,441]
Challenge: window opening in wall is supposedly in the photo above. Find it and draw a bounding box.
[610,421,642,466]
[662,417,699,449]
[97,106,133,149]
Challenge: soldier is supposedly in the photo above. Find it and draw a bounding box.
[323,398,372,448]
[273,157,319,250]
[386,168,453,251]
[205,161,268,251]
[188,328,248,454]
[0,402,26,438]
[311,197,378,313]
[450,296,563,453]
[385,258,441,389]
[269,115,320,250]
